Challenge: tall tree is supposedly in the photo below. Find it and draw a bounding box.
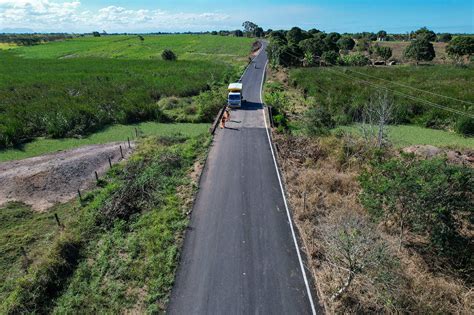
[242,21,258,35]
[404,38,436,63]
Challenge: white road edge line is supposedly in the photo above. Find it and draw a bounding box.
[259,58,317,315]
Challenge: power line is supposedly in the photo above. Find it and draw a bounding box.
[342,67,474,106]
[324,67,474,118]
[274,49,474,118]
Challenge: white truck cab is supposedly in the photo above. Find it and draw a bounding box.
[228,83,243,108]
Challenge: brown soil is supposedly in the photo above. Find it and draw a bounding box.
[0,142,134,211]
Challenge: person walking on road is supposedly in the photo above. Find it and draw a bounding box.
[220,106,230,129]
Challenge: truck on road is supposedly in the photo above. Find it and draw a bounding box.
[227,83,244,108]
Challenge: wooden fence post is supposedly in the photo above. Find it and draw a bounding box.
[54,213,61,227]
[120,145,124,159]
[108,157,112,168]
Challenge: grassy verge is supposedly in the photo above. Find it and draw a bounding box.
[0,202,77,303]
[1,133,211,313]
[0,122,209,162]
[334,124,474,149]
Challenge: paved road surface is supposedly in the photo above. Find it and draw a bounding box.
[168,43,319,314]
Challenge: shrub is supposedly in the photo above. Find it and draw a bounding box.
[304,106,335,136]
[373,45,393,61]
[446,36,474,62]
[195,88,226,122]
[359,157,473,266]
[340,53,370,66]
[321,51,339,65]
[456,117,474,136]
[161,49,177,61]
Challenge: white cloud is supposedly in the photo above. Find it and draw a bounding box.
[0,1,232,32]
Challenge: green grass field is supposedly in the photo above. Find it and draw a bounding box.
[15,35,255,64]
[335,124,474,149]
[290,65,474,132]
[1,34,253,150]
[0,122,209,162]
[0,201,76,303]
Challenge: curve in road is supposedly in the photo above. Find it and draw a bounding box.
[168,43,321,314]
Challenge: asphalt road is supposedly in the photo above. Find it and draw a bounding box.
[168,43,320,314]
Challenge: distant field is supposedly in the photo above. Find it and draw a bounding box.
[290,65,474,132]
[0,122,209,162]
[0,43,17,50]
[15,35,255,64]
[378,41,448,63]
[335,124,474,149]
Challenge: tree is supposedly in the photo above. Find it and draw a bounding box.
[269,30,287,45]
[242,21,258,35]
[415,27,436,41]
[373,45,393,61]
[403,38,436,63]
[438,33,452,43]
[321,51,339,65]
[356,38,371,52]
[324,32,342,51]
[337,37,356,51]
[92,31,101,37]
[234,30,243,37]
[211,31,218,35]
[298,37,326,58]
[138,35,144,41]
[286,26,306,45]
[308,28,322,35]
[161,49,177,61]
[254,27,264,38]
[377,30,387,41]
[446,36,474,62]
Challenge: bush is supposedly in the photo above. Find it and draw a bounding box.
[373,45,393,61]
[340,53,370,66]
[195,88,226,122]
[456,117,474,136]
[161,49,177,61]
[304,106,335,136]
[321,51,339,65]
[359,157,473,268]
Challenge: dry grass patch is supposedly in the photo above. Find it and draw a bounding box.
[274,133,473,313]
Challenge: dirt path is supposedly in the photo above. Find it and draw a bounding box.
[0,142,134,211]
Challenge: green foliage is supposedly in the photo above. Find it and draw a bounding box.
[195,88,227,122]
[414,27,436,41]
[298,37,326,57]
[404,38,436,62]
[356,38,371,52]
[359,157,473,268]
[286,27,307,45]
[304,107,335,136]
[1,134,211,313]
[340,53,370,66]
[92,32,101,37]
[0,50,235,148]
[337,37,356,51]
[373,45,393,61]
[321,50,339,65]
[456,117,474,136]
[161,49,177,61]
[324,32,342,52]
[289,66,474,134]
[446,36,474,59]
[377,30,387,40]
[437,33,452,43]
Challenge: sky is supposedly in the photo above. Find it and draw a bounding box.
[0,0,473,33]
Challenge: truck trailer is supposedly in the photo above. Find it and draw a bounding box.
[227,83,244,108]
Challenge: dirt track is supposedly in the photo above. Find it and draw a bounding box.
[0,142,134,211]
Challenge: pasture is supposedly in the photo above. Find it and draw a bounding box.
[15,34,255,64]
[290,65,474,133]
[0,35,254,150]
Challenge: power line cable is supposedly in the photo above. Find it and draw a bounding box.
[342,67,474,106]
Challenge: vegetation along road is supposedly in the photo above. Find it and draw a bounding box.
[168,42,320,314]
